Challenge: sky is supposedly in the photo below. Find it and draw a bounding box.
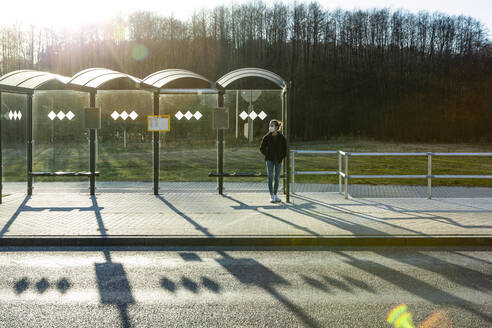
[1,0,490,38]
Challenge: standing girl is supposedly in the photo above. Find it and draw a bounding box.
[260,119,287,202]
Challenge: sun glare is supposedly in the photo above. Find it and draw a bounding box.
[0,0,490,38]
[0,0,223,30]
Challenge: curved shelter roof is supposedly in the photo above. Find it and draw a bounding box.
[0,70,71,92]
[142,69,212,89]
[216,68,286,89]
[68,68,142,89]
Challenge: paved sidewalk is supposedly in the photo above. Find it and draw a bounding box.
[0,189,491,246]
[3,181,492,197]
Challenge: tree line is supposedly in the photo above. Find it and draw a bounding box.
[1,2,490,142]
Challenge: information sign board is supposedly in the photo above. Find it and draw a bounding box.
[147,115,170,132]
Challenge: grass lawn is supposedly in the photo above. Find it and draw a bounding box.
[291,138,492,187]
[1,138,491,187]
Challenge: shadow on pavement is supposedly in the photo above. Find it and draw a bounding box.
[95,250,134,328]
[156,194,213,237]
[352,198,492,228]
[0,195,106,237]
[91,196,135,328]
[291,194,428,235]
[7,245,492,327]
[222,194,322,236]
[0,195,31,237]
[374,250,492,293]
[215,249,322,328]
[13,276,72,295]
[336,250,492,324]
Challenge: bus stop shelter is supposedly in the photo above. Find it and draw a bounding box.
[0,67,290,203]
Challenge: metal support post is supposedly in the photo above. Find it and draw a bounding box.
[0,92,2,204]
[427,152,432,199]
[291,151,295,194]
[153,92,159,195]
[217,91,224,195]
[27,93,33,195]
[344,153,349,199]
[338,152,342,194]
[284,84,290,203]
[235,90,239,139]
[89,93,96,196]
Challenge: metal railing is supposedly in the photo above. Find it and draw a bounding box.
[291,150,492,199]
[291,150,340,193]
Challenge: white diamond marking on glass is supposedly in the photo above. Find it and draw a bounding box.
[129,111,138,120]
[57,111,65,120]
[17,111,22,120]
[249,111,258,120]
[258,111,267,120]
[239,111,248,120]
[194,111,202,120]
[111,111,119,120]
[66,111,75,120]
[48,111,56,120]
[13,111,18,120]
[184,111,193,120]
[120,111,129,120]
[9,111,14,120]
[175,111,184,120]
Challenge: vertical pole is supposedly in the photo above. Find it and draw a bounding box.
[50,95,55,171]
[27,93,33,196]
[217,91,224,195]
[51,115,55,170]
[281,90,285,195]
[153,92,159,195]
[344,153,349,199]
[248,102,253,143]
[284,84,290,203]
[427,152,432,199]
[89,92,96,196]
[123,128,127,149]
[338,152,342,194]
[0,92,2,204]
[235,90,239,139]
[291,151,295,194]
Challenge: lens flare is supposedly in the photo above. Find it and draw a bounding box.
[387,305,453,328]
[131,44,149,62]
[387,304,415,328]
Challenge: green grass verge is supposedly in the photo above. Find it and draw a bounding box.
[1,139,491,187]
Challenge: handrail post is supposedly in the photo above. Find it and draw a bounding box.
[344,152,350,199]
[291,150,295,194]
[427,152,432,199]
[338,151,342,194]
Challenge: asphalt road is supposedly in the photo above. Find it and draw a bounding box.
[0,247,490,328]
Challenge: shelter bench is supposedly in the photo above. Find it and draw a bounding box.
[29,171,100,177]
[209,171,284,177]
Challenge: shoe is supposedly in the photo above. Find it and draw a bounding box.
[274,195,281,202]
[270,195,275,203]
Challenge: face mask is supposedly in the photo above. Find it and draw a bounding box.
[269,126,276,132]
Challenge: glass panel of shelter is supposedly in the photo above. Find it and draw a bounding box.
[223,89,282,192]
[1,92,27,195]
[159,93,217,192]
[32,90,89,192]
[96,90,153,191]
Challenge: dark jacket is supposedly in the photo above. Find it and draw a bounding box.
[260,132,287,162]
